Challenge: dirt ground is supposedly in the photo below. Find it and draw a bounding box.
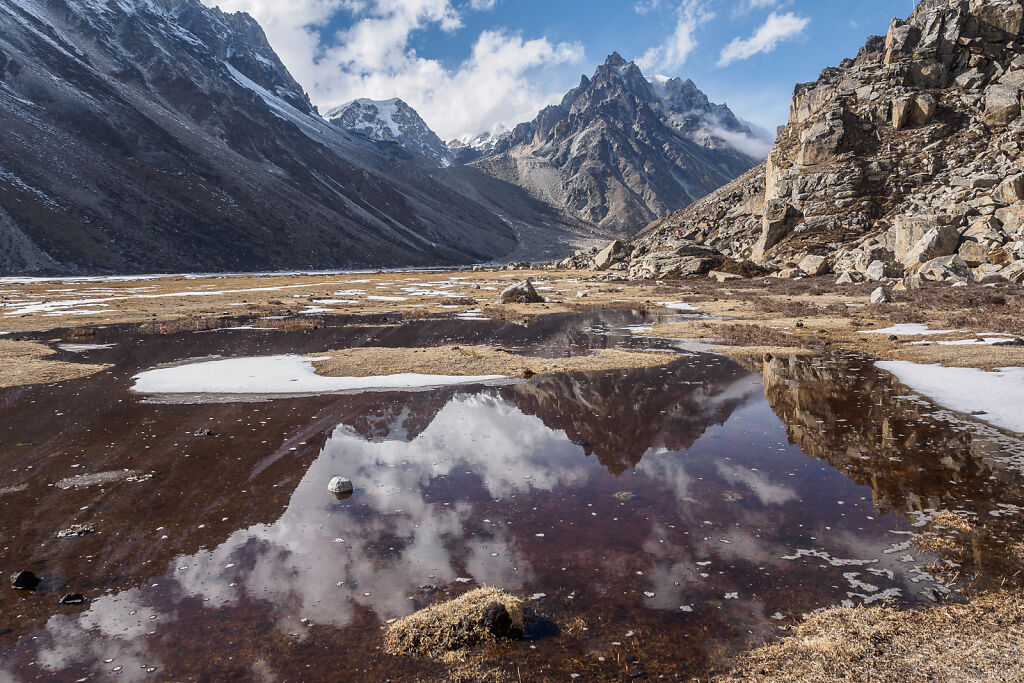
[312,345,676,379]
[2,270,1024,388]
[0,339,110,389]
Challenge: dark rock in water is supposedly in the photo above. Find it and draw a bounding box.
[192,428,215,437]
[11,570,40,591]
[482,602,513,638]
[499,280,544,304]
[58,593,87,605]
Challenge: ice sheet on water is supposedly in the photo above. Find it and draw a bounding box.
[131,355,513,397]
[876,361,1024,434]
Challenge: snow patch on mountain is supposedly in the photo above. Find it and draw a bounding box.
[326,98,453,168]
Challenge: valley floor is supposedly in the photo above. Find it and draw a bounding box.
[2,268,1023,681]
[2,269,1023,387]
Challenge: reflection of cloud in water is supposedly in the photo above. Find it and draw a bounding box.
[715,462,799,506]
[6,393,601,678]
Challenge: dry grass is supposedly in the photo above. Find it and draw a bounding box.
[311,345,677,379]
[383,588,524,661]
[0,339,109,389]
[718,592,1024,682]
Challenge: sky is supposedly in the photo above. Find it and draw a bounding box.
[203,0,914,142]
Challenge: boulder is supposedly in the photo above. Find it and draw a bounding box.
[864,259,890,282]
[593,240,627,270]
[753,200,801,261]
[918,255,973,282]
[958,240,991,267]
[983,83,1021,126]
[499,280,544,304]
[963,216,1009,246]
[892,96,915,129]
[798,254,830,276]
[836,270,862,285]
[871,286,894,303]
[1000,260,1024,284]
[995,175,1024,204]
[797,113,846,165]
[901,225,962,268]
[912,95,937,126]
[893,215,944,262]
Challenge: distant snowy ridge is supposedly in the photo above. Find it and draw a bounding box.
[326,98,453,168]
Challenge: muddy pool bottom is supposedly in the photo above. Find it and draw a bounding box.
[1,310,1023,681]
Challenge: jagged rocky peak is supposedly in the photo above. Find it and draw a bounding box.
[471,52,760,237]
[585,0,1024,285]
[326,98,453,167]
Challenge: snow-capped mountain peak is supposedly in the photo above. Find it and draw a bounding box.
[326,98,453,167]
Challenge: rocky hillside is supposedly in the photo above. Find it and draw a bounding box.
[326,98,454,168]
[470,54,760,238]
[0,0,565,274]
[580,0,1024,286]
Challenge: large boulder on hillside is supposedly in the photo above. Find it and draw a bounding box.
[918,255,973,282]
[984,83,1021,126]
[902,225,962,268]
[797,112,845,166]
[753,200,802,261]
[1000,260,1024,284]
[593,240,628,270]
[798,254,830,276]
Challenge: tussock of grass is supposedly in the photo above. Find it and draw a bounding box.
[384,588,524,661]
[719,593,1024,682]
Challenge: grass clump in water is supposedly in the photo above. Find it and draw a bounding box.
[384,587,524,660]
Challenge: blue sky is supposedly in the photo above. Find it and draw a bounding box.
[208,0,912,142]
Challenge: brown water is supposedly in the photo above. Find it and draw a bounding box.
[2,310,1024,681]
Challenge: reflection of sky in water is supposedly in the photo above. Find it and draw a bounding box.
[3,388,949,680]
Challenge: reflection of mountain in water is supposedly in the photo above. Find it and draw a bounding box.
[747,352,1024,585]
[504,358,761,474]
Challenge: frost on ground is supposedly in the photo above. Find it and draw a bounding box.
[657,301,701,312]
[860,324,962,336]
[877,361,1024,434]
[131,355,511,396]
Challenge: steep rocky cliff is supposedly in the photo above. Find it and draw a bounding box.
[471,53,759,238]
[583,0,1024,285]
[0,0,539,273]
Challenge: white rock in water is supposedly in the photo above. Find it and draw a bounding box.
[327,477,354,495]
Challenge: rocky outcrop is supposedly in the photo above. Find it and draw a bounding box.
[471,53,759,238]
[594,0,1024,284]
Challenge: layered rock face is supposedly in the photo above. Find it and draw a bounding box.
[0,0,530,274]
[471,54,759,238]
[592,0,1024,283]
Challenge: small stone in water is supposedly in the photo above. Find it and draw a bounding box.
[327,477,354,496]
[11,571,41,591]
[59,593,88,605]
[614,491,638,502]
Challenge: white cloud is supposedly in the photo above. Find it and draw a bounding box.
[718,11,809,66]
[636,0,714,72]
[204,0,584,139]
